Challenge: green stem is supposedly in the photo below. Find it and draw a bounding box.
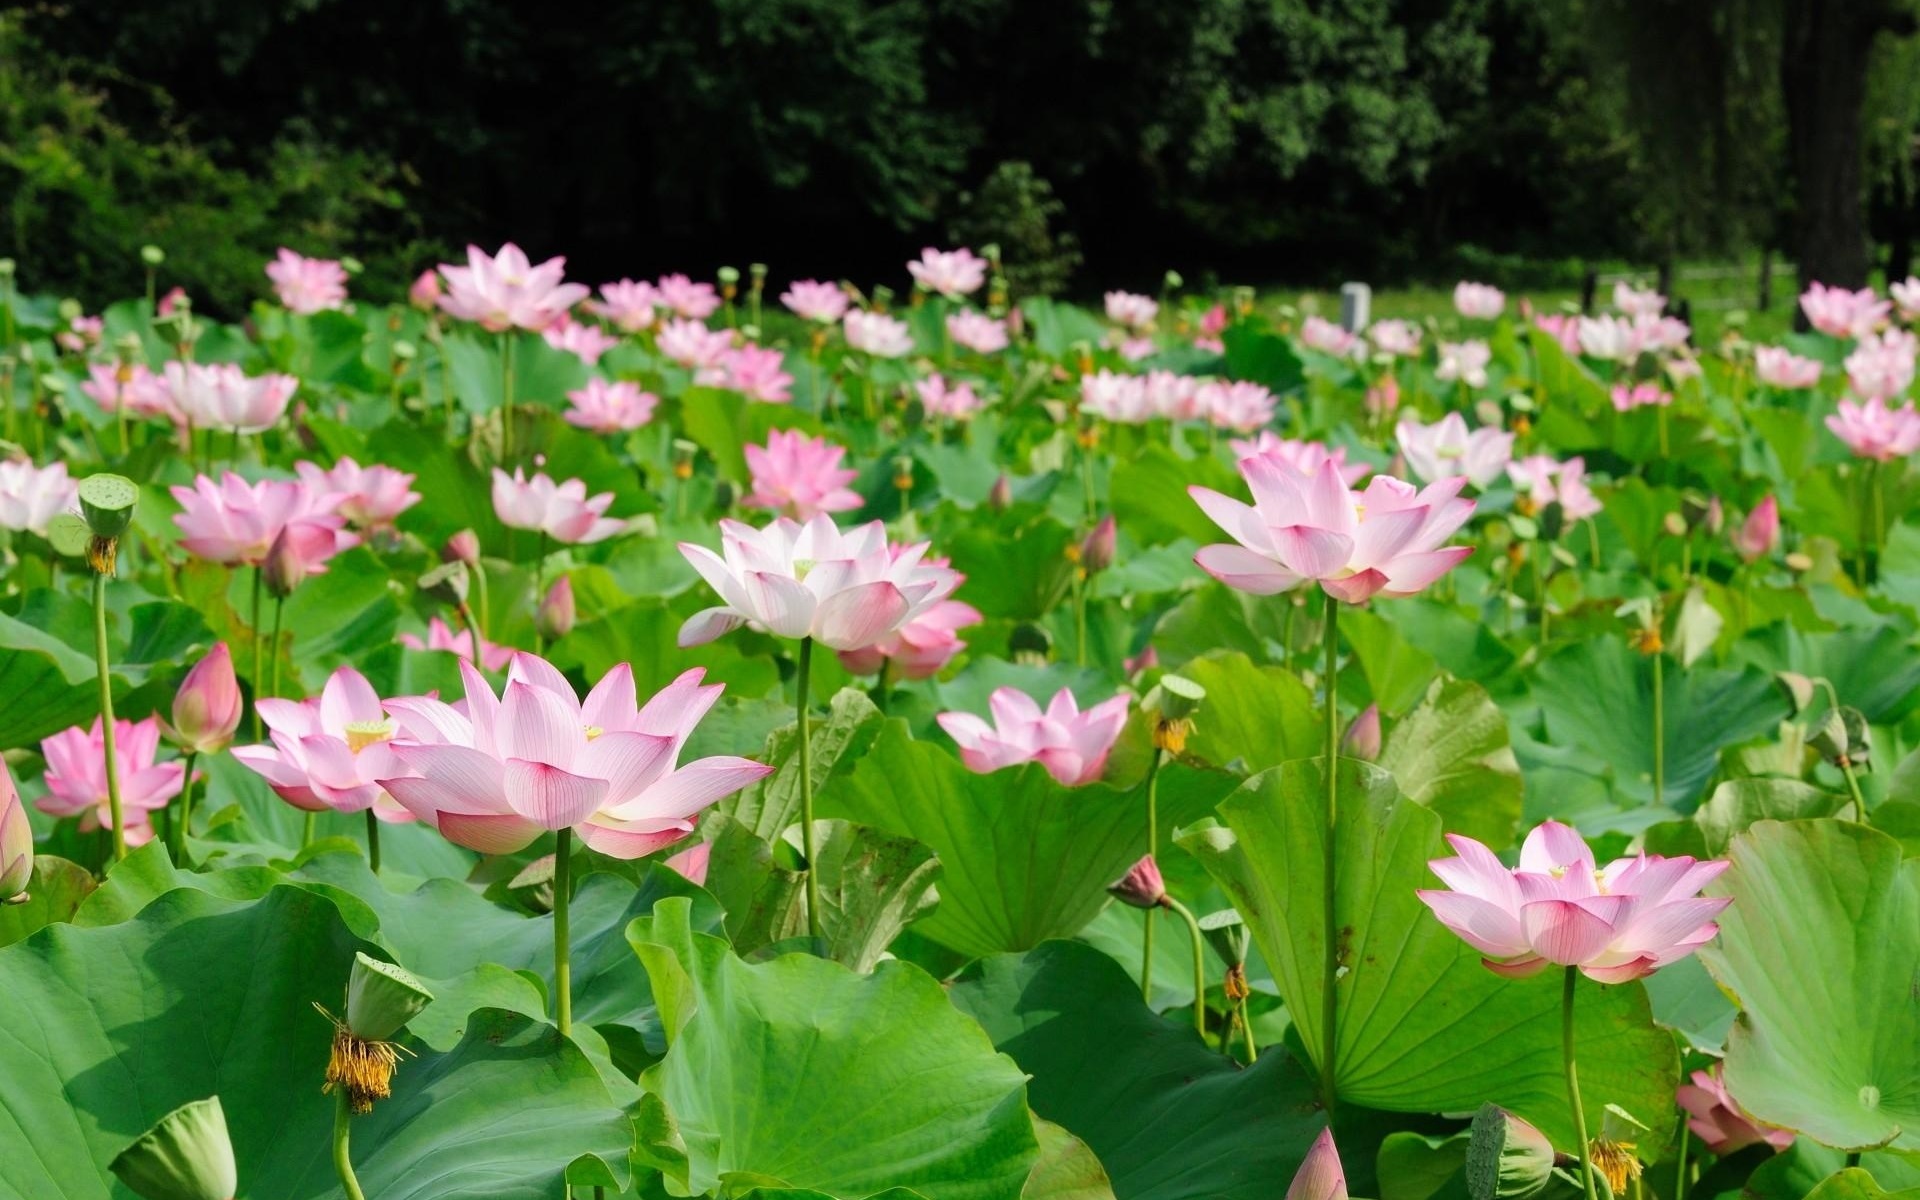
[1141,748,1163,1003]
[250,567,264,742]
[365,809,382,873]
[332,1091,367,1200]
[171,752,197,864]
[94,566,127,862]
[1074,572,1088,667]
[1565,966,1600,1200]
[303,811,316,849]
[474,559,491,637]
[501,332,516,463]
[268,596,285,699]
[1840,758,1869,823]
[533,531,550,655]
[1166,896,1207,1040]
[798,637,821,944]
[554,825,573,1037]
[460,603,488,672]
[874,658,893,716]
[1652,646,1665,810]
[1239,994,1258,1062]
[1869,460,1885,585]
[1534,545,1549,644]
[1673,1123,1691,1200]
[1320,597,1340,1115]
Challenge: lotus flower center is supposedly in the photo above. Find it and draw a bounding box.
[584,725,604,742]
[345,721,395,754]
[1437,446,1464,459]
[792,559,814,581]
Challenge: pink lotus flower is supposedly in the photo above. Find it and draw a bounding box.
[1613,281,1667,318]
[1578,314,1688,361]
[379,656,771,857]
[409,269,442,310]
[1,759,29,901]
[1117,336,1157,362]
[397,616,514,671]
[564,378,659,433]
[1507,455,1602,522]
[1104,291,1159,331]
[1368,320,1421,357]
[265,248,348,314]
[0,459,78,537]
[588,279,660,332]
[676,514,964,651]
[1395,412,1514,488]
[936,686,1129,786]
[1801,282,1889,340]
[656,318,734,371]
[908,247,988,298]
[654,274,721,320]
[157,287,188,318]
[1300,316,1358,356]
[38,717,183,845]
[664,840,712,885]
[1753,346,1823,390]
[437,243,589,333]
[838,551,980,679]
[1417,819,1729,982]
[947,309,1009,354]
[1191,456,1476,603]
[163,362,297,434]
[716,346,794,404]
[81,363,178,423]
[915,374,983,419]
[1611,383,1672,412]
[170,472,356,567]
[1144,370,1205,421]
[165,643,242,754]
[1677,1065,1793,1155]
[1289,1129,1348,1200]
[1199,380,1278,432]
[1366,375,1401,417]
[542,316,619,365]
[1435,340,1492,388]
[1229,432,1370,485]
[1532,313,1583,355]
[1732,496,1779,563]
[1825,394,1920,460]
[56,315,103,354]
[743,429,863,520]
[231,666,415,822]
[490,469,626,544]
[293,458,420,530]
[1453,282,1506,320]
[843,310,914,358]
[781,280,849,324]
[1081,370,1153,423]
[1892,276,1920,321]
[1843,329,1916,401]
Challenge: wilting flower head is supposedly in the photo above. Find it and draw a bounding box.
[1507,455,1602,522]
[266,248,348,314]
[1108,854,1168,909]
[490,469,625,544]
[231,667,415,822]
[542,315,619,365]
[1230,432,1370,486]
[843,310,915,358]
[1368,320,1422,357]
[1611,383,1672,412]
[1732,496,1779,563]
[781,279,849,324]
[294,458,419,530]
[656,318,734,370]
[564,377,659,433]
[1417,819,1729,982]
[1434,340,1492,389]
[81,363,177,423]
[437,243,589,332]
[1844,329,1916,401]
[166,643,242,755]
[163,362,297,434]
[588,279,660,332]
[409,269,442,310]
[1801,282,1889,340]
[397,616,513,671]
[936,686,1130,786]
[1395,413,1514,488]
[39,717,183,844]
[1753,345,1823,390]
[1288,1129,1348,1200]
[1825,394,1920,460]
[1300,315,1358,356]
[947,309,1009,354]
[1677,1065,1793,1156]
[170,472,356,567]
[654,273,721,320]
[1081,370,1153,423]
[1199,380,1278,432]
[1892,276,1920,321]
[676,514,963,651]
[716,345,794,404]
[915,374,983,419]
[1613,281,1667,319]
[379,656,771,857]
[1,758,32,901]
[1453,282,1506,320]
[1104,291,1159,331]
[908,247,988,298]
[743,429,863,520]
[0,458,79,537]
[1192,455,1476,603]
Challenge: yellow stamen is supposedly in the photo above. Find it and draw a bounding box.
[584,725,604,742]
[1587,1139,1642,1195]
[345,721,395,754]
[315,1004,413,1115]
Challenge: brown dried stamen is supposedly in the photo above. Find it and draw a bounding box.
[316,1004,411,1115]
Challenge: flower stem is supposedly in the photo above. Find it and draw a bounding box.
[365,809,382,874]
[1073,571,1089,667]
[1651,646,1665,810]
[250,566,264,742]
[1166,896,1207,1039]
[1673,1123,1691,1200]
[797,637,822,944]
[459,603,488,673]
[268,595,285,698]
[93,567,127,862]
[172,751,197,864]
[554,825,573,1037]
[1564,966,1600,1200]
[1840,758,1869,823]
[1320,596,1340,1115]
[332,1091,367,1200]
[1141,748,1163,1003]
[500,332,516,464]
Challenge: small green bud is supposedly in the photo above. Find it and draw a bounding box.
[141,245,166,266]
[717,265,741,285]
[1163,269,1184,291]
[1466,1103,1555,1200]
[109,1096,238,1200]
[346,952,435,1041]
[79,474,138,539]
[340,256,365,275]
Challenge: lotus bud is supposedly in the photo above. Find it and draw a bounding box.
[140,245,166,267]
[1125,644,1159,677]
[419,560,470,606]
[442,528,481,567]
[409,269,442,310]
[1734,496,1779,563]
[1081,515,1116,575]
[109,1097,237,1200]
[168,643,241,754]
[1287,1128,1348,1200]
[987,474,1013,512]
[1343,704,1382,761]
[1,758,32,903]
[1107,855,1167,909]
[79,473,138,541]
[262,527,308,598]
[1145,673,1205,753]
[536,575,575,643]
[1466,1104,1556,1200]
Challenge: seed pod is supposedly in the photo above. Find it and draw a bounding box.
[346,952,435,1042]
[109,1097,238,1200]
[1466,1104,1555,1200]
[79,473,138,540]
